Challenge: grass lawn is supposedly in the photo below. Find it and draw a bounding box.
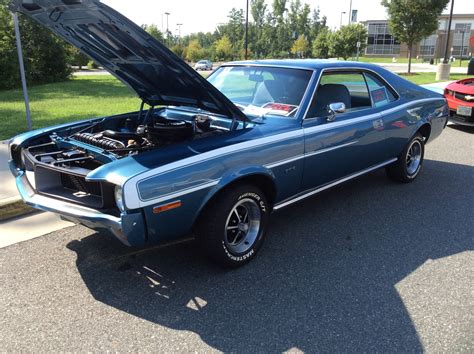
[358,56,470,68]
[0,71,471,140]
[397,72,470,85]
[0,76,140,140]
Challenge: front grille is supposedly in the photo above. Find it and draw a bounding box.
[60,173,102,196]
[450,109,474,123]
[454,92,474,103]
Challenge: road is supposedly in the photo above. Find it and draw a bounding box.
[0,124,473,352]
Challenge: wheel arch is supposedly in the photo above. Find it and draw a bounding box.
[417,122,432,143]
[192,170,278,230]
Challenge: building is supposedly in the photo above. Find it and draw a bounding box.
[362,14,474,59]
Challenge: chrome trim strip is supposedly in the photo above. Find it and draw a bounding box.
[140,179,220,205]
[265,140,358,169]
[265,154,305,169]
[304,140,358,158]
[273,158,397,210]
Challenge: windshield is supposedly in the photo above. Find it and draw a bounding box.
[208,66,313,118]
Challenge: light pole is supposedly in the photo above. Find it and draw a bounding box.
[12,12,32,131]
[443,0,454,63]
[245,0,249,60]
[164,12,170,46]
[177,23,183,43]
[459,30,465,66]
[348,0,352,25]
[436,0,454,80]
[340,12,346,28]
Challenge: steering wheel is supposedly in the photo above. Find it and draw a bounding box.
[234,103,247,111]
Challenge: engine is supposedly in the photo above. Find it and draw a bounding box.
[71,114,215,156]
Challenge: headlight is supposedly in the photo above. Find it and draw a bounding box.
[114,185,125,212]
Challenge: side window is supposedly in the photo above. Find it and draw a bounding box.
[307,71,371,118]
[364,72,397,108]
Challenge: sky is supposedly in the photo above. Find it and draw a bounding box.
[102,0,473,36]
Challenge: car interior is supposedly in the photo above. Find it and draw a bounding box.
[307,72,375,118]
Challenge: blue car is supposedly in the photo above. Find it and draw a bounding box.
[8,0,448,267]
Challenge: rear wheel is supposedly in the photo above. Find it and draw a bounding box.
[195,184,270,267]
[386,133,425,183]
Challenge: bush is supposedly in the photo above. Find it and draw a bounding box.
[87,60,99,70]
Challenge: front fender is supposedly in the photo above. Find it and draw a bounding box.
[192,165,277,226]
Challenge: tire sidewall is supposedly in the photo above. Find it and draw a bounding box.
[220,190,269,264]
[403,135,425,180]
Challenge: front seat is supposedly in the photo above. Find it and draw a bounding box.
[252,80,286,106]
[310,84,352,117]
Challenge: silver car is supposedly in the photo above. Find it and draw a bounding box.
[194,60,213,71]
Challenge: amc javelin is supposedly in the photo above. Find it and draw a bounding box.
[8,0,448,266]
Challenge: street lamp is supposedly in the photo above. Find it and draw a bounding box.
[436,0,454,81]
[177,23,183,40]
[245,0,249,60]
[164,12,170,46]
[348,0,352,25]
[340,12,346,28]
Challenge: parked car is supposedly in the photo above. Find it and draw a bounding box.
[9,0,449,267]
[194,60,213,71]
[444,78,474,126]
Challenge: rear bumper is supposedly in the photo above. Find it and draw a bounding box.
[9,161,146,246]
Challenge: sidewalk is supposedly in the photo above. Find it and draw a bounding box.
[374,62,468,74]
[0,140,73,247]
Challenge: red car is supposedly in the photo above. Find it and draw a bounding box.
[444,78,474,126]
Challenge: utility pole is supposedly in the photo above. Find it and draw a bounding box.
[12,12,32,131]
[164,12,170,46]
[245,0,249,60]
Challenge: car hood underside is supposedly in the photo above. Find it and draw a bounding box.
[9,0,248,122]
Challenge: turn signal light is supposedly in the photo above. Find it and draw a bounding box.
[153,200,182,214]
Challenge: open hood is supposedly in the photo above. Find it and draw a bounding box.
[10,0,249,122]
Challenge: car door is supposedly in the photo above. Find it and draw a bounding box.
[301,70,387,191]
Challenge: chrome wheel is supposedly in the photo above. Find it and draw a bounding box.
[406,139,422,175]
[224,198,261,254]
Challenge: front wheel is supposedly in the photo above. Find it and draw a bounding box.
[386,133,425,183]
[195,185,270,267]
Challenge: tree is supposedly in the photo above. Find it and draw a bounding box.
[142,24,164,43]
[381,0,449,73]
[66,46,88,70]
[185,39,203,62]
[0,1,71,90]
[251,0,267,57]
[291,35,309,58]
[214,35,233,61]
[312,27,332,58]
[331,23,367,60]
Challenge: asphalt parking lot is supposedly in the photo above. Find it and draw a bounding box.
[0,124,473,352]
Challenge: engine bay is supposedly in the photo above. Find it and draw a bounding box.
[69,108,225,157]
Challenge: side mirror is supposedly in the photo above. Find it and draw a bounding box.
[327,102,346,122]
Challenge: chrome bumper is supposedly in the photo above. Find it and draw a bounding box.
[9,160,146,246]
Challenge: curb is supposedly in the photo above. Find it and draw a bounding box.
[0,196,37,221]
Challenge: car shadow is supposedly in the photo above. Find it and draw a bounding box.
[66,159,473,352]
[448,123,474,134]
